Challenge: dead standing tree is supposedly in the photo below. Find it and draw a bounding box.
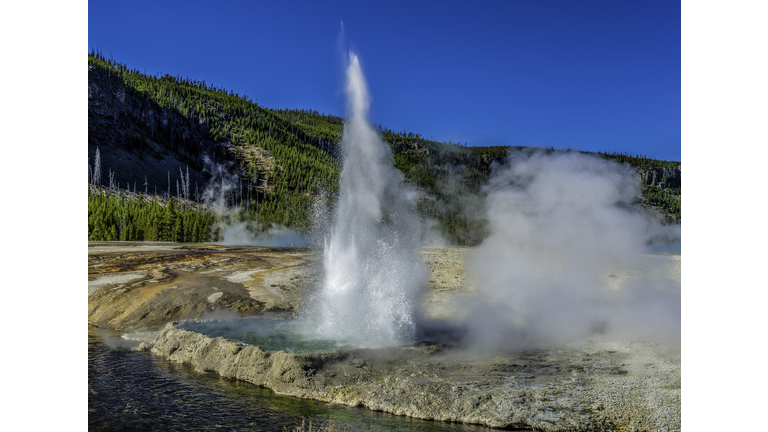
[92,147,102,186]
[108,168,115,191]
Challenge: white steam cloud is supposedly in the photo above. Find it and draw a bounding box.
[220,222,308,247]
[200,155,308,246]
[201,155,239,214]
[460,150,680,350]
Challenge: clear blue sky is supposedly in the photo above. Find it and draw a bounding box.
[88,0,681,161]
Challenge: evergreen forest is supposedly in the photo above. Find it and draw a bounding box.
[88,52,681,245]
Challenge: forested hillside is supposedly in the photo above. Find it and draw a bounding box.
[88,51,341,232]
[88,52,680,245]
[88,187,217,242]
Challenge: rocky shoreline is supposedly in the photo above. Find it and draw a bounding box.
[139,322,678,431]
[88,242,680,431]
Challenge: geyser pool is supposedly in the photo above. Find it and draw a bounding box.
[180,317,460,354]
[179,317,356,354]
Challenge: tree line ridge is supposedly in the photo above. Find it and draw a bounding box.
[88,51,680,244]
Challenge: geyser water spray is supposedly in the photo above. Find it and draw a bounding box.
[301,52,428,348]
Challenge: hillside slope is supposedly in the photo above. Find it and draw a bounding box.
[88,53,680,244]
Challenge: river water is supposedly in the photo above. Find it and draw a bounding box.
[88,326,493,432]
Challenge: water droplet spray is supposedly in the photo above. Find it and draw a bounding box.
[301,52,428,348]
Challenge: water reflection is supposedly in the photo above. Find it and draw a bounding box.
[88,326,491,431]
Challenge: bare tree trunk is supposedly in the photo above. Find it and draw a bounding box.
[108,168,115,191]
[185,166,190,200]
[93,147,102,186]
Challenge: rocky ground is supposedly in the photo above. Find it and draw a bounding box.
[88,242,681,431]
[144,323,679,432]
[88,242,320,331]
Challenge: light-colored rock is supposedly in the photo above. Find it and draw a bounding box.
[89,242,680,431]
[88,271,148,296]
[150,322,680,431]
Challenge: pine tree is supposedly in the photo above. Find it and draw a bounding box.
[153,211,165,241]
[164,198,178,241]
[173,217,184,242]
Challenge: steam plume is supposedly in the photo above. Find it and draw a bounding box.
[199,155,308,246]
[220,222,308,247]
[201,155,239,213]
[461,150,680,350]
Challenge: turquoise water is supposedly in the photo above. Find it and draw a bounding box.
[179,317,356,353]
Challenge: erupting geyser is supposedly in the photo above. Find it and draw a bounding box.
[301,52,428,348]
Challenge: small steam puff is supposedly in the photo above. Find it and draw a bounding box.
[201,154,239,214]
[200,155,308,247]
[462,150,680,350]
[417,162,487,247]
[220,223,308,247]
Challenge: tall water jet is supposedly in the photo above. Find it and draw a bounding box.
[302,52,428,348]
